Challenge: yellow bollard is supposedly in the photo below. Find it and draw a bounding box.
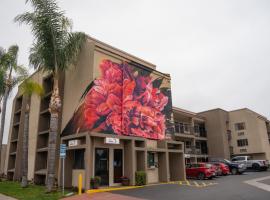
[78,173,82,195]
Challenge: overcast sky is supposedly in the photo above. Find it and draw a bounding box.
[1,0,270,143]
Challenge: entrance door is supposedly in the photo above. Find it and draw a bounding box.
[95,148,109,186]
[113,149,123,183]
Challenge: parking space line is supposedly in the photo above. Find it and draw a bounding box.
[178,180,218,188]
[193,181,199,187]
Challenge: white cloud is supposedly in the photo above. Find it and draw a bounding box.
[1,0,270,143]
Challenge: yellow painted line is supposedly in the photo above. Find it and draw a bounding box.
[193,181,200,187]
[87,186,143,194]
[201,182,206,187]
[186,180,190,186]
[179,181,182,185]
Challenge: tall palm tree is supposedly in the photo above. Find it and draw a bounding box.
[15,0,86,191]
[0,45,28,166]
[20,80,44,188]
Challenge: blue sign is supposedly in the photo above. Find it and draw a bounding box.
[60,144,67,158]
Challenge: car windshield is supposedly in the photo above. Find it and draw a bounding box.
[224,159,231,164]
[205,164,212,168]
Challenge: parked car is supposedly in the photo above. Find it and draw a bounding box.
[209,158,246,175]
[186,163,214,180]
[210,162,230,175]
[231,156,269,171]
[208,163,219,177]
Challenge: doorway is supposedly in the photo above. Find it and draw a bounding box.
[95,148,109,186]
[113,149,123,183]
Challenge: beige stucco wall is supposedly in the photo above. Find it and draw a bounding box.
[229,109,270,160]
[27,71,44,180]
[199,109,230,159]
[61,40,95,132]
[72,169,85,188]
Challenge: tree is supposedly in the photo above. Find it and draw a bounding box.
[0,45,28,167]
[20,80,44,187]
[15,0,86,192]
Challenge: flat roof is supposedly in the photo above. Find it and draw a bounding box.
[173,106,205,120]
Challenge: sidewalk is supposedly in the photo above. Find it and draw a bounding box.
[0,193,16,200]
[62,192,145,200]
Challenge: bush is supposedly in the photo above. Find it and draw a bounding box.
[135,171,146,186]
[90,176,101,189]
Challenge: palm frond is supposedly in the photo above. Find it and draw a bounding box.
[59,32,86,70]
[15,0,85,74]
[21,79,44,97]
[0,68,6,96]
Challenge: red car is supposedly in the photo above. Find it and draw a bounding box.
[186,163,214,180]
[212,162,230,175]
[208,163,219,177]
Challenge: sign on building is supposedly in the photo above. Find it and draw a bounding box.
[105,137,120,145]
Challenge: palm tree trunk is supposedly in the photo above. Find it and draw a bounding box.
[0,68,12,168]
[0,85,10,166]
[21,99,30,188]
[46,78,61,192]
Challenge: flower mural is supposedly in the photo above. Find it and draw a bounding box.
[62,59,173,140]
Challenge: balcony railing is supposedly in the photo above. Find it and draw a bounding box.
[174,122,207,137]
[184,146,208,155]
[174,122,192,135]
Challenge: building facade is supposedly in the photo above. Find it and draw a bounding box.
[5,36,185,189]
[173,107,208,164]
[199,108,270,161]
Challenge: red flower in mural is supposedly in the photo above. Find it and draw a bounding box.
[77,59,170,139]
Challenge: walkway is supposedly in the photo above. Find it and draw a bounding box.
[0,193,16,200]
[62,192,145,200]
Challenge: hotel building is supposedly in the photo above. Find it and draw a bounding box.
[199,108,270,161]
[4,36,186,189]
[173,107,208,164]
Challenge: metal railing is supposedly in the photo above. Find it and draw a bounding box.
[174,122,207,137]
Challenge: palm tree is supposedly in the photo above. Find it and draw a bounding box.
[15,0,86,191]
[20,80,44,187]
[0,45,28,166]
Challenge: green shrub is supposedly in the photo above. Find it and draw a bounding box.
[135,171,146,186]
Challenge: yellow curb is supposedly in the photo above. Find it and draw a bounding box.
[87,186,143,194]
[186,181,190,186]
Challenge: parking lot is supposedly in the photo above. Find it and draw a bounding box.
[108,170,270,200]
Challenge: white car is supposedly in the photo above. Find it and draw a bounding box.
[231,156,269,171]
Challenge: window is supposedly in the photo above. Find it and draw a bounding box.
[240,149,247,153]
[237,139,248,147]
[237,132,245,136]
[232,157,245,161]
[235,122,246,131]
[184,124,190,132]
[185,141,191,149]
[148,152,155,168]
[175,123,180,133]
[73,149,85,169]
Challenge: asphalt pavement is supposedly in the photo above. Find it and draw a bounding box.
[112,170,270,200]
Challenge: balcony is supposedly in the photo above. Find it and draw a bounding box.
[184,145,208,155]
[174,122,192,135]
[184,147,195,154]
[194,125,207,138]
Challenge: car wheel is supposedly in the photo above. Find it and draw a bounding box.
[252,163,261,171]
[231,168,237,175]
[198,173,205,180]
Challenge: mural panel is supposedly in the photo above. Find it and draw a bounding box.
[62,59,173,140]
